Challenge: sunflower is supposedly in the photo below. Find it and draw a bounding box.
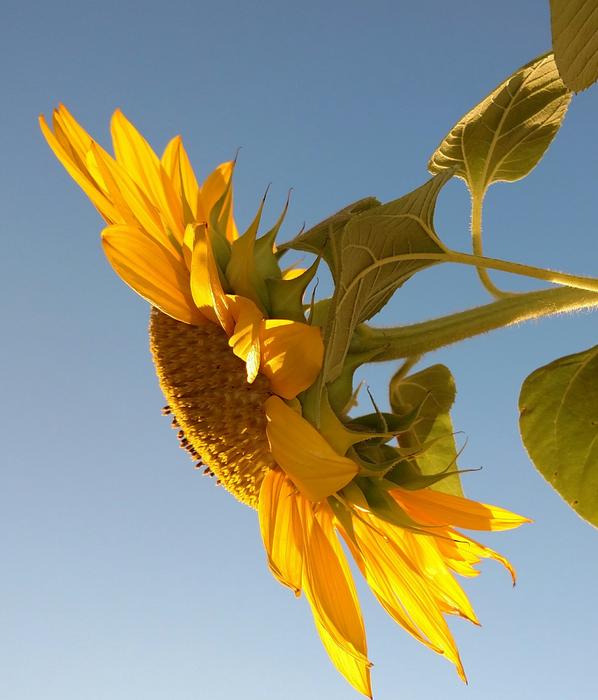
[41,105,529,698]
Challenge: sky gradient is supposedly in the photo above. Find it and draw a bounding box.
[2,1,598,698]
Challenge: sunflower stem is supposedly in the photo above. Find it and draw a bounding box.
[352,286,598,361]
[470,193,518,299]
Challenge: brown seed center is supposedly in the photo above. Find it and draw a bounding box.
[149,308,275,508]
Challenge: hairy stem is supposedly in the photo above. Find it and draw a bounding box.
[471,193,518,299]
[352,286,598,360]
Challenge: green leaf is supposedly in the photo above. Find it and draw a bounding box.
[321,171,452,385]
[278,196,381,279]
[428,53,571,199]
[519,345,598,527]
[389,363,463,496]
[550,0,598,92]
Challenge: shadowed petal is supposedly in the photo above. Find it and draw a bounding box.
[228,295,264,384]
[102,225,204,325]
[189,224,234,334]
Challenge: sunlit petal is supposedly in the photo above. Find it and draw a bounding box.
[39,114,120,223]
[258,469,303,594]
[265,396,357,501]
[297,501,372,697]
[111,110,184,241]
[354,515,466,681]
[392,487,531,531]
[261,320,324,399]
[438,529,517,584]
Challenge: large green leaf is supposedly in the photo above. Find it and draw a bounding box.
[321,171,452,384]
[428,53,571,199]
[550,0,598,92]
[389,364,463,496]
[519,345,598,527]
[278,197,380,280]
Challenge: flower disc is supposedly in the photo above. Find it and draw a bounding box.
[149,308,275,507]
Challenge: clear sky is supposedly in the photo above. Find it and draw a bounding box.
[2,1,597,698]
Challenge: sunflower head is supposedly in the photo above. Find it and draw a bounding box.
[41,105,324,504]
[42,105,529,699]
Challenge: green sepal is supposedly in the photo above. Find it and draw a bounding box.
[357,478,424,530]
[225,194,269,310]
[353,443,404,476]
[309,299,332,328]
[328,495,357,544]
[386,458,477,490]
[326,347,385,416]
[347,406,421,438]
[266,256,320,322]
[253,198,289,293]
[340,480,370,511]
[260,192,290,252]
[318,389,388,456]
[208,177,234,270]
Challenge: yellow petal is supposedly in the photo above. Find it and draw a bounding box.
[177,139,200,223]
[200,161,238,241]
[297,501,371,697]
[265,396,357,502]
[101,224,204,325]
[111,109,161,193]
[349,516,442,653]
[438,529,517,584]
[261,320,324,399]
[161,136,181,185]
[314,609,372,698]
[200,161,233,214]
[228,295,264,383]
[88,143,138,226]
[258,469,303,594]
[53,105,97,167]
[189,224,234,334]
[354,515,466,681]
[111,110,184,242]
[39,114,120,224]
[402,531,479,624]
[92,143,181,258]
[392,487,531,531]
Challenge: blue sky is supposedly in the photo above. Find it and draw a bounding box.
[2,1,597,698]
